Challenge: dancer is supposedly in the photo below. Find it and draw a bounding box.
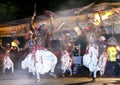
[97,36,108,76]
[21,47,57,82]
[61,50,73,77]
[3,50,14,74]
[83,43,99,82]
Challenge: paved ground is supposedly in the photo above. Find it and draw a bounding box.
[0,72,120,85]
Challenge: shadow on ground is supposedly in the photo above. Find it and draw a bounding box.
[66,80,95,85]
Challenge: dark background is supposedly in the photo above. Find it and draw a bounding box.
[0,0,120,23]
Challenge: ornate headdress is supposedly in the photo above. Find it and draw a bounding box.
[107,36,117,45]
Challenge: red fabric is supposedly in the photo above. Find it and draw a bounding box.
[40,56,43,64]
[85,26,90,31]
[31,45,45,63]
[32,45,45,54]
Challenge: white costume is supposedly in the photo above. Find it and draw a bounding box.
[83,44,99,79]
[61,50,72,76]
[3,55,14,73]
[98,52,108,76]
[21,48,57,81]
[21,53,35,75]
